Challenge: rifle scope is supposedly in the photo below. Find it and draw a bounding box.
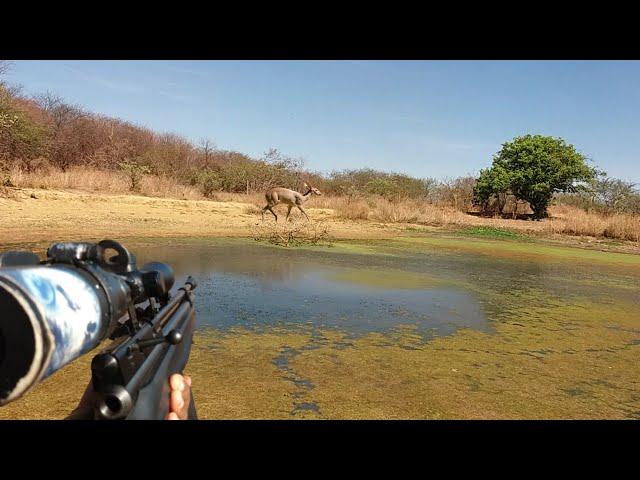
[0,240,174,406]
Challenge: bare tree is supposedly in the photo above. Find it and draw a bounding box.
[32,92,91,169]
[0,61,11,77]
[35,92,86,132]
[198,138,215,167]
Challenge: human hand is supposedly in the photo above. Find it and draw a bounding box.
[68,373,193,420]
[166,373,192,420]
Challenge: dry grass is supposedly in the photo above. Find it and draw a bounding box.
[243,203,263,215]
[544,205,640,242]
[331,197,640,243]
[326,196,371,220]
[218,191,265,206]
[329,196,470,226]
[7,166,203,200]
[138,175,202,199]
[8,166,130,193]
[3,166,639,244]
[370,199,469,226]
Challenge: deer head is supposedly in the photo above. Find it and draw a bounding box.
[304,182,322,196]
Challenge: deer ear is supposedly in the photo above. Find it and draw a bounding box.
[303,182,309,188]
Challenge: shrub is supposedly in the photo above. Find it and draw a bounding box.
[118,160,151,192]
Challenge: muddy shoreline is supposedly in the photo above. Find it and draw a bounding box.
[1,187,639,255]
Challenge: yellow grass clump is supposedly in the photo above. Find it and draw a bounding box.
[544,205,640,242]
[365,198,469,226]
[326,196,371,220]
[7,166,203,200]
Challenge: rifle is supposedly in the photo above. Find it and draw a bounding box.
[0,239,197,420]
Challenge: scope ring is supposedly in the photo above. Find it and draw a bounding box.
[94,240,133,274]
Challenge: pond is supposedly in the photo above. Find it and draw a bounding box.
[132,237,639,337]
[1,235,639,419]
[130,237,640,419]
[135,239,491,337]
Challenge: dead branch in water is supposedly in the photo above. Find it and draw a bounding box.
[251,218,331,247]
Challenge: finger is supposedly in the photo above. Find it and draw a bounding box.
[180,384,191,420]
[184,375,192,388]
[166,412,179,420]
[170,389,185,416]
[169,373,185,392]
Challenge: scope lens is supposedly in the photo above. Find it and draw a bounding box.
[0,281,38,404]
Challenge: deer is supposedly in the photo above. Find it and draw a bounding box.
[261,182,322,222]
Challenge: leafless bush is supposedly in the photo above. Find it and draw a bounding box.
[251,218,331,247]
[0,61,11,80]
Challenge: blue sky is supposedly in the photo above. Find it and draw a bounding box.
[5,60,640,183]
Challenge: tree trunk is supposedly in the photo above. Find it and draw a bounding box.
[530,202,548,220]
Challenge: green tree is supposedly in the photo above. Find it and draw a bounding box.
[482,135,596,219]
[473,165,512,213]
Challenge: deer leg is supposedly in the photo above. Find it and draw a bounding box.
[286,205,293,221]
[268,206,278,222]
[297,205,310,221]
[261,205,270,222]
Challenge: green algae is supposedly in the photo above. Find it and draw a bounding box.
[272,233,639,271]
[456,226,530,241]
[190,276,639,419]
[392,235,640,268]
[190,295,640,419]
[3,293,638,420]
[326,268,450,290]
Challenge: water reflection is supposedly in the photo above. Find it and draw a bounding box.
[134,241,490,336]
[133,240,640,334]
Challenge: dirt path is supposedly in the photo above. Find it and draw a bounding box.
[1,187,638,255]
